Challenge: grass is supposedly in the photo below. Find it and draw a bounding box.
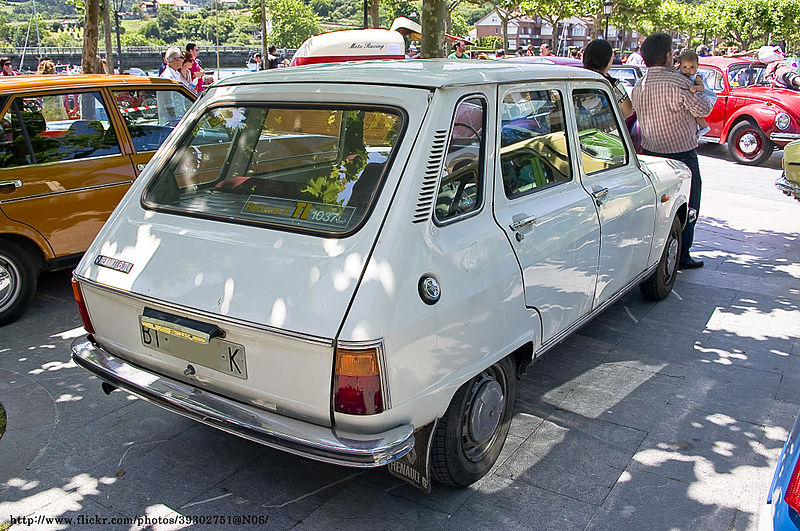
[0,522,10,531]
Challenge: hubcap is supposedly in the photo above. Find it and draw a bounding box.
[665,237,679,281]
[738,132,760,155]
[462,369,507,462]
[0,257,21,310]
[468,379,504,445]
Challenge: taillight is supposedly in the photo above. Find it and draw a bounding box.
[334,344,384,415]
[71,278,95,334]
[785,454,800,513]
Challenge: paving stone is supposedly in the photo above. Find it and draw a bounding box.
[176,490,296,530]
[669,361,782,425]
[293,482,451,530]
[0,425,56,486]
[585,467,738,531]
[495,410,644,505]
[442,474,597,531]
[631,407,766,483]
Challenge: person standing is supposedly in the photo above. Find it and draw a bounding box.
[158,51,167,76]
[626,46,644,65]
[186,43,205,93]
[448,41,468,59]
[582,39,633,118]
[267,45,280,69]
[160,47,183,82]
[631,32,713,269]
[252,53,264,70]
[539,43,552,56]
[1,57,18,76]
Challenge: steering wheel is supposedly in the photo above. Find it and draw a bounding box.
[453,122,482,141]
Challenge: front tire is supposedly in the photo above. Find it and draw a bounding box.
[0,240,38,326]
[639,216,681,301]
[727,120,774,165]
[431,355,517,487]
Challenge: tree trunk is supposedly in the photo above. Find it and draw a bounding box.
[82,0,100,74]
[102,0,113,73]
[502,17,509,52]
[421,0,447,58]
[260,0,267,62]
[369,0,379,28]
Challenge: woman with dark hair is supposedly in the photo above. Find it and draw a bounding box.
[582,39,633,118]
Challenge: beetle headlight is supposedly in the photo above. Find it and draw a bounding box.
[775,111,791,130]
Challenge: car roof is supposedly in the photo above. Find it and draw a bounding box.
[215,59,603,90]
[700,56,761,68]
[0,74,185,94]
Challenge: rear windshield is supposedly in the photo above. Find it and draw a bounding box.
[143,105,404,235]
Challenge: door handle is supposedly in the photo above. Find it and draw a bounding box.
[136,163,146,172]
[509,215,537,232]
[0,179,22,192]
[592,187,609,205]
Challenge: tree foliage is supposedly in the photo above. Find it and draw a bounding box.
[250,0,322,48]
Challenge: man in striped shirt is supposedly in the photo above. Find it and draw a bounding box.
[632,32,714,269]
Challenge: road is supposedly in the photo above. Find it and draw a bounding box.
[0,143,798,530]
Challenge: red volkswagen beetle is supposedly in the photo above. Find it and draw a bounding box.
[699,56,800,165]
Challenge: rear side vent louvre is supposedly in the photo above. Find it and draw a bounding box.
[412,130,448,223]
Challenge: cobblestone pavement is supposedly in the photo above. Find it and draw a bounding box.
[1,142,798,530]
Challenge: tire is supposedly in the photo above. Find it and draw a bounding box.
[639,216,681,301]
[727,120,774,165]
[431,355,517,487]
[0,240,38,326]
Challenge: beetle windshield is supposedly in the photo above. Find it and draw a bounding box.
[143,105,404,235]
[728,63,767,88]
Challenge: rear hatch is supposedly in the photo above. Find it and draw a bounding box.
[75,84,431,426]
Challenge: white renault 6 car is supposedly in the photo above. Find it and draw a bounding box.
[71,60,691,492]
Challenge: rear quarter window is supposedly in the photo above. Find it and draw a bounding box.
[144,105,404,236]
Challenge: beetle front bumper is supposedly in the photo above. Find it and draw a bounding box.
[71,335,414,467]
[770,132,800,143]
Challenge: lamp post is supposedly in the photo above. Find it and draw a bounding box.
[114,0,123,73]
[603,0,613,41]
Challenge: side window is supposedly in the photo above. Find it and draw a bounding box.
[571,88,628,175]
[500,88,571,198]
[698,68,724,92]
[0,91,120,169]
[435,97,485,223]
[113,89,193,152]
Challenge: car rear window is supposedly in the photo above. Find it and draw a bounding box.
[143,105,404,235]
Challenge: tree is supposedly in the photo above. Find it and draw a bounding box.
[155,5,180,43]
[421,0,447,57]
[250,0,322,48]
[520,0,580,51]
[82,0,100,74]
[484,2,522,52]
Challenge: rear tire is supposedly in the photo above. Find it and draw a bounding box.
[727,120,774,165]
[639,216,681,301]
[0,240,38,326]
[431,355,517,487]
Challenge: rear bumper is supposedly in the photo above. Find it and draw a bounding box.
[71,335,414,467]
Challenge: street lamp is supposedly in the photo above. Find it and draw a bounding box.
[114,0,123,73]
[603,0,613,41]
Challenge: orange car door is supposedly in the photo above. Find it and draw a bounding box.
[0,90,136,257]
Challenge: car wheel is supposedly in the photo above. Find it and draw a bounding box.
[727,120,774,165]
[639,216,682,301]
[0,240,38,326]
[431,355,516,487]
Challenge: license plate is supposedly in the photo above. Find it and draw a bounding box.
[140,318,247,379]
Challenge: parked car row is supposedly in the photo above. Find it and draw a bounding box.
[0,75,195,324]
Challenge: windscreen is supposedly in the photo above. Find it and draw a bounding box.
[144,105,404,235]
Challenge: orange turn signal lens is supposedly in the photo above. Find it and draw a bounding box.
[334,346,384,415]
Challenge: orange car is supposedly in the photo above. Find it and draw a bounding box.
[0,75,195,325]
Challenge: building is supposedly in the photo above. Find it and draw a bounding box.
[473,9,639,53]
[139,0,200,15]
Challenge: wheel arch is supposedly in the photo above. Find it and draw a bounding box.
[721,107,775,143]
[0,233,46,272]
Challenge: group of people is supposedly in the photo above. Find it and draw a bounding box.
[251,46,282,70]
[159,43,204,95]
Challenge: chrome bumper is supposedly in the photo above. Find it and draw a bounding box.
[770,132,800,143]
[71,336,414,467]
[776,174,800,200]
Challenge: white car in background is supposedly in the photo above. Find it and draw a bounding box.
[71,60,691,492]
